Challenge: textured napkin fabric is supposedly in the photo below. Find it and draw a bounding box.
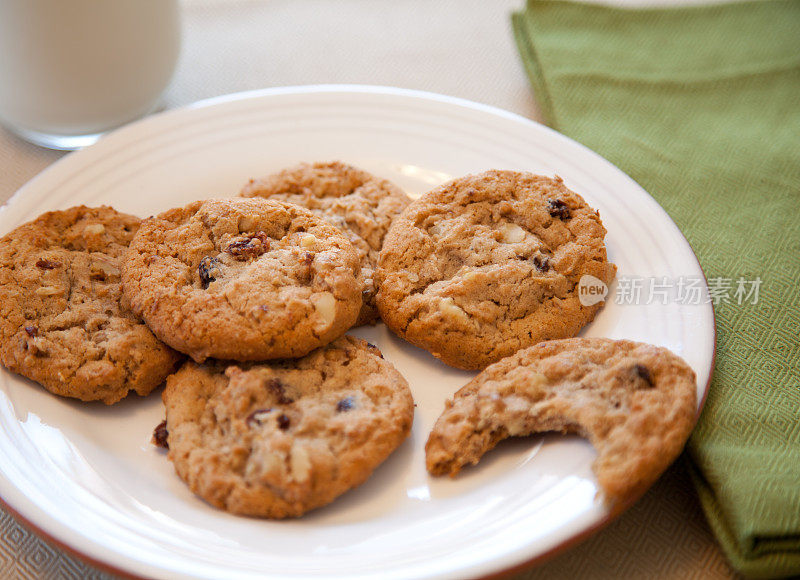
[513,1,800,577]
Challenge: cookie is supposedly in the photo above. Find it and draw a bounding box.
[122,197,362,362]
[159,336,414,518]
[425,338,697,505]
[0,206,183,404]
[376,171,616,370]
[241,161,411,326]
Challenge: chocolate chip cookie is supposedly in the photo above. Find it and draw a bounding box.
[0,206,183,404]
[159,336,414,518]
[122,197,362,362]
[240,161,411,326]
[376,171,616,370]
[426,338,697,505]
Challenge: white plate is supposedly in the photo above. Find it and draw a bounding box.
[0,86,714,580]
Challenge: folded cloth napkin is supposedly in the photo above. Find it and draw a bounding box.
[512,1,800,577]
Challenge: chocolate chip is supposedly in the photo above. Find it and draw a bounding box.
[198,256,222,289]
[267,378,293,405]
[246,408,272,427]
[336,396,355,412]
[24,326,38,337]
[225,231,270,260]
[35,259,60,270]
[547,199,571,220]
[277,413,291,430]
[532,255,550,272]
[152,420,169,449]
[632,364,654,387]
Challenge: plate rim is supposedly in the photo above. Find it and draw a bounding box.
[0,84,717,580]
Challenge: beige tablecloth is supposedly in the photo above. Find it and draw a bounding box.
[0,1,739,578]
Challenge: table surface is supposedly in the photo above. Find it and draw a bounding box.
[0,1,740,578]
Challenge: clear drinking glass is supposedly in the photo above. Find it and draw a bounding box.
[0,0,181,150]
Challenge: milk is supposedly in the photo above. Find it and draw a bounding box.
[0,0,180,148]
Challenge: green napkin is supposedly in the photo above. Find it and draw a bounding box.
[512,1,800,577]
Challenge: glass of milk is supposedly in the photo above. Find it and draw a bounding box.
[0,0,181,150]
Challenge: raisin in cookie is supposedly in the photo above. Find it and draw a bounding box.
[426,338,697,505]
[122,197,362,362]
[376,171,616,370]
[0,206,183,404]
[241,161,411,326]
[159,336,414,518]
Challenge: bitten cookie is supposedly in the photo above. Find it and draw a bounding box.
[122,197,362,362]
[425,338,697,505]
[376,171,616,370]
[158,336,415,518]
[241,161,411,326]
[0,206,183,404]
